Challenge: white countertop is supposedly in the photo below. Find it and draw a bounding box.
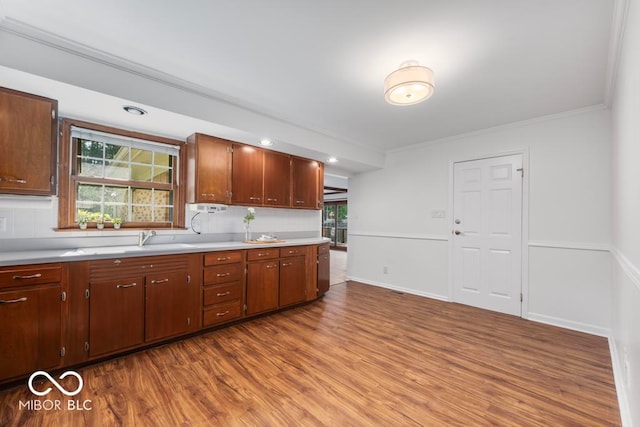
[0,237,330,267]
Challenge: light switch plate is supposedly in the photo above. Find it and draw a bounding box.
[431,210,446,218]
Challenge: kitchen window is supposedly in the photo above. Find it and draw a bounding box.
[58,119,185,229]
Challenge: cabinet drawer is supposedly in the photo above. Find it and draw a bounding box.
[247,248,279,261]
[203,301,242,327]
[204,251,243,266]
[0,264,62,288]
[318,243,330,255]
[204,264,243,285]
[203,282,241,306]
[280,246,306,258]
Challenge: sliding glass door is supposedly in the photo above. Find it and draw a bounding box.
[322,201,347,250]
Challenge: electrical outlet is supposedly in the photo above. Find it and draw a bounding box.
[383,266,389,274]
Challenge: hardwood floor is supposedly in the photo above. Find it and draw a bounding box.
[0,282,620,426]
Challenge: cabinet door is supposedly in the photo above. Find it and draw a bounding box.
[0,285,61,380]
[145,271,190,342]
[0,87,57,195]
[246,261,279,315]
[89,277,144,357]
[316,162,324,210]
[318,249,330,297]
[232,144,264,205]
[187,134,231,203]
[279,256,307,307]
[264,151,291,207]
[291,157,320,209]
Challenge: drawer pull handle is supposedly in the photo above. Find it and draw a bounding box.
[288,250,297,254]
[266,264,276,269]
[282,262,291,267]
[249,196,261,201]
[295,200,305,204]
[217,256,230,261]
[216,310,230,317]
[0,297,28,304]
[0,177,27,184]
[12,273,42,280]
[117,283,137,289]
[151,278,169,284]
[216,273,231,278]
[258,253,268,257]
[266,198,277,202]
[216,291,231,297]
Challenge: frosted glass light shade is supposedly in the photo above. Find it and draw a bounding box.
[384,62,434,106]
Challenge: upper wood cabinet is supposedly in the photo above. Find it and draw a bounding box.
[292,157,323,209]
[232,144,264,205]
[0,87,57,196]
[263,151,291,207]
[187,132,322,210]
[186,133,232,204]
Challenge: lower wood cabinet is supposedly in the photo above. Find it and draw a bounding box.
[0,263,64,381]
[145,271,190,342]
[279,256,307,307]
[87,254,194,358]
[0,243,329,384]
[246,259,279,315]
[317,243,330,297]
[89,276,144,357]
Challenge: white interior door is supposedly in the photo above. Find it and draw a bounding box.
[452,154,523,316]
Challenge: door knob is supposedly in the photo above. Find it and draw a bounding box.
[454,230,461,235]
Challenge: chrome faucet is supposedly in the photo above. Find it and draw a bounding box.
[138,230,156,246]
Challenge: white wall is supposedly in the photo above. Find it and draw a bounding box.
[0,196,320,245]
[610,0,640,424]
[349,107,612,335]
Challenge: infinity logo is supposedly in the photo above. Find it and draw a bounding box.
[28,371,84,397]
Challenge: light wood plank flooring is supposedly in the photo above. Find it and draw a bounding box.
[0,282,620,426]
[330,249,347,285]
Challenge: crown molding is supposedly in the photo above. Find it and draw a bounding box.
[604,0,630,106]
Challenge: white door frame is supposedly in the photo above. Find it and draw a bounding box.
[447,149,530,318]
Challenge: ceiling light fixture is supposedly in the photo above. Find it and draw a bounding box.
[259,139,273,146]
[327,157,338,163]
[123,105,147,116]
[384,60,434,106]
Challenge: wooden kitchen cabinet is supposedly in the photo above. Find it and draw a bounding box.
[0,263,63,381]
[203,250,244,327]
[292,157,322,209]
[89,275,145,357]
[317,243,330,297]
[264,150,291,207]
[87,254,193,357]
[232,143,264,205]
[186,133,232,204]
[279,256,307,307]
[0,87,58,196]
[145,270,190,342]
[246,259,279,315]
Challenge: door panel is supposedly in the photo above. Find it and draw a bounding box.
[145,271,189,342]
[452,154,522,316]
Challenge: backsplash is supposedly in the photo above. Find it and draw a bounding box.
[0,196,321,247]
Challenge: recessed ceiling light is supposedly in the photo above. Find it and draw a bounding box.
[328,157,338,163]
[259,139,273,146]
[123,105,147,116]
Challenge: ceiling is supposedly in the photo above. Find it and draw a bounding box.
[0,0,617,175]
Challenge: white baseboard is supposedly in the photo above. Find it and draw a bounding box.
[346,276,450,302]
[526,312,610,337]
[609,336,632,427]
